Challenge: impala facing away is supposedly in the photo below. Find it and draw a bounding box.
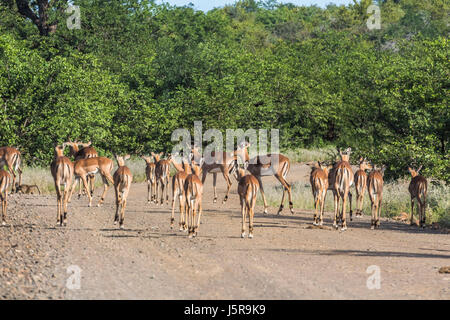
[68,156,114,207]
[0,146,22,193]
[0,169,11,225]
[171,157,191,231]
[354,157,372,217]
[65,140,98,197]
[234,161,260,238]
[113,155,133,229]
[191,141,250,204]
[152,152,173,206]
[367,166,385,229]
[185,159,204,238]
[309,161,331,226]
[50,144,74,226]
[408,165,428,228]
[141,156,157,203]
[331,147,354,231]
[247,153,293,215]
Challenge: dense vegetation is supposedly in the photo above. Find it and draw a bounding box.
[0,0,448,182]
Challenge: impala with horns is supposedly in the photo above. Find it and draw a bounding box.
[50,144,74,226]
[330,147,354,231]
[0,146,22,193]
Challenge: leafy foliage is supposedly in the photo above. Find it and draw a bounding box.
[0,0,448,182]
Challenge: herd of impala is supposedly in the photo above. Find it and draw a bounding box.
[0,142,429,238]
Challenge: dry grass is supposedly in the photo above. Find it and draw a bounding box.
[257,179,450,227]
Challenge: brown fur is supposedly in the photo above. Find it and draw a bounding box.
[408,166,428,228]
[191,142,250,205]
[65,140,99,197]
[50,145,74,226]
[141,156,157,203]
[0,146,22,193]
[152,152,172,206]
[184,161,203,238]
[171,159,192,230]
[235,162,260,238]
[68,156,114,207]
[368,168,384,229]
[309,161,330,226]
[113,155,132,229]
[0,169,11,225]
[15,183,41,195]
[331,148,354,230]
[354,157,372,216]
[246,153,293,215]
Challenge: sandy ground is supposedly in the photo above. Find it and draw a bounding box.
[0,163,449,299]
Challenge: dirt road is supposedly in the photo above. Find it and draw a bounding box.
[0,164,449,299]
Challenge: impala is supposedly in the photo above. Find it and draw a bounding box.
[65,140,98,197]
[331,147,354,230]
[50,144,74,226]
[170,157,192,230]
[234,161,260,238]
[68,156,114,207]
[185,159,204,238]
[309,161,331,226]
[408,165,428,228]
[367,165,385,229]
[152,152,173,206]
[354,157,372,217]
[0,169,11,225]
[113,155,133,229]
[246,153,293,215]
[0,146,22,193]
[191,141,250,204]
[141,156,157,203]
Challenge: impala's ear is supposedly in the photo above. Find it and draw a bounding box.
[381,165,386,176]
[359,156,363,162]
[417,165,422,173]
[346,147,352,154]
[124,154,131,160]
[159,152,164,157]
[151,152,155,157]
